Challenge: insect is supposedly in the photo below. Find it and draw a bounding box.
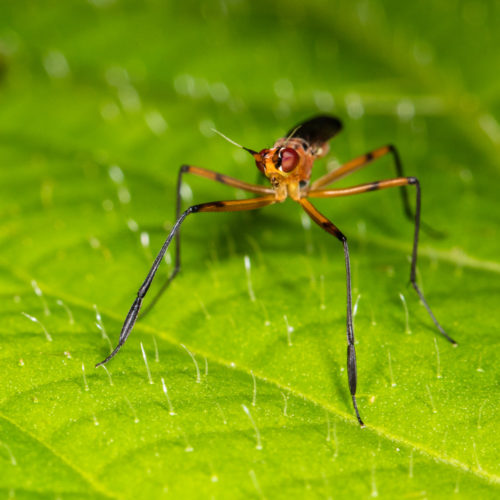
[96,115,456,426]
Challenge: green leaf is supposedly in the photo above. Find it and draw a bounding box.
[0,1,499,498]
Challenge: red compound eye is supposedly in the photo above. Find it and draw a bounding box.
[280,147,299,172]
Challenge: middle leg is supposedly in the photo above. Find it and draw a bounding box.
[310,145,441,237]
[140,165,274,318]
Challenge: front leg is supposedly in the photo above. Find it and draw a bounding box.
[96,195,276,367]
[309,177,456,344]
[300,198,364,427]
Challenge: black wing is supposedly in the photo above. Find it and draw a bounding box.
[286,115,343,147]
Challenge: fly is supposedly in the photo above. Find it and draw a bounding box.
[96,115,457,427]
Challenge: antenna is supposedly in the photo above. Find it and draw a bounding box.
[211,128,243,148]
[211,128,258,155]
[283,124,302,147]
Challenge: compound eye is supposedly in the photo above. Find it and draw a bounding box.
[280,147,299,172]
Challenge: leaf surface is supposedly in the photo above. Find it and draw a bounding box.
[0,1,499,498]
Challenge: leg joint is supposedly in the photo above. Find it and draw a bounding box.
[387,144,402,163]
[187,204,201,214]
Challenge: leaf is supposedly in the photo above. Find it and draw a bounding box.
[0,1,499,498]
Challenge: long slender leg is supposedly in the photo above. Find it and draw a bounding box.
[311,145,401,189]
[311,145,441,236]
[299,198,364,427]
[96,195,276,367]
[139,165,275,318]
[309,177,456,344]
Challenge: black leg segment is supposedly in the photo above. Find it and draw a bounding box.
[300,198,365,427]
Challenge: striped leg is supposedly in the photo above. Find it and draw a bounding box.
[311,145,401,189]
[309,177,456,345]
[139,165,274,318]
[311,146,441,237]
[300,198,364,427]
[96,195,276,367]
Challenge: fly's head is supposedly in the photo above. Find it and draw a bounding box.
[252,146,302,189]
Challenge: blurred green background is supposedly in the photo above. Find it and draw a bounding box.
[0,1,499,499]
